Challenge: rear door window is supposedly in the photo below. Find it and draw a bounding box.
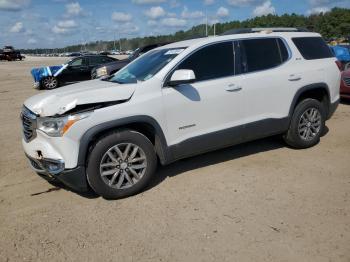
[89,56,109,66]
[292,37,334,60]
[237,38,289,73]
[177,41,235,81]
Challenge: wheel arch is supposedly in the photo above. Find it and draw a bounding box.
[289,83,331,119]
[77,116,171,167]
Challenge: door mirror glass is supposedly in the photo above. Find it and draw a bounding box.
[168,69,196,86]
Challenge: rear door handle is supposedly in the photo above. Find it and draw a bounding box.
[225,84,242,92]
[288,74,302,81]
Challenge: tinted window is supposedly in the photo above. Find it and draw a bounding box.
[89,56,102,66]
[177,42,234,81]
[89,56,113,66]
[102,57,115,63]
[238,38,288,73]
[292,37,334,60]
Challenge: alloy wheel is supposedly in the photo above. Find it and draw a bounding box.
[99,143,147,189]
[298,107,321,141]
[43,77,57,89]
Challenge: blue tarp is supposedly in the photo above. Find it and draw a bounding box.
[330,45,350,62]
[31,65,67,83]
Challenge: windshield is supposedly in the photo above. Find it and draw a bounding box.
[108,48,185,84]
[64,58,74,65]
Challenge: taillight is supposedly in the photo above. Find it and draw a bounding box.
[335,60,344,71]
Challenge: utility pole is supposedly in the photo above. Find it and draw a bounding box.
[118,31,122,52]
[205,9,208,37]
[113,32,116,51]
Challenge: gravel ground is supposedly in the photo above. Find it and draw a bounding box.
[0,57,349,262]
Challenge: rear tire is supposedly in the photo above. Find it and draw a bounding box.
[284,98,325,149]
[86,130,157,199]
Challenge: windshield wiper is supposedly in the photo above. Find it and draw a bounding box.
[111,80,125,84]
[100,76,123,84]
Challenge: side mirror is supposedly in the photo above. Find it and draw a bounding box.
[168,69,196,87]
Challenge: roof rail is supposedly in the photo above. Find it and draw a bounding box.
[221,27,310,36]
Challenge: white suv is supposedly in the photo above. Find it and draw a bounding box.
[21,31,340,199]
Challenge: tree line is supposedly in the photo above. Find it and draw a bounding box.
[21,7,350,54]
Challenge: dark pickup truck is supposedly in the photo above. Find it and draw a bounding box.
[0,46,25,61]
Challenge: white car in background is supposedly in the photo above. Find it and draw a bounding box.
[21,29,340,199]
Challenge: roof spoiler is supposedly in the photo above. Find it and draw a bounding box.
[221,27,310,36]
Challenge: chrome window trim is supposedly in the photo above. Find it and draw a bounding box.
[162,36,292,87]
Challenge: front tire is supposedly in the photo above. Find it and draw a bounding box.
[42,76,58,89]
[86,130,157,199]
[284,98,326,149]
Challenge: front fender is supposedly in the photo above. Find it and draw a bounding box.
[77,115,172,167]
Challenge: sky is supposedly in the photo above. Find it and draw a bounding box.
[0,0,349,49]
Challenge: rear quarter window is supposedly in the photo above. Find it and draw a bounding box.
[292,37,334,60]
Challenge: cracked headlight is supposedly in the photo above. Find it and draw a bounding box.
[96,66,108,78]
[37,112,92,137]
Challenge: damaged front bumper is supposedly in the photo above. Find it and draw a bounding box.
[33,81,40,89]
[26,154,88,192]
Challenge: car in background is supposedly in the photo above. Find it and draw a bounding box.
[31,55,117,89]
[340,69,350,99]
[91,43,170,79]
[0,46,25,61]
[67,52,82,57]
[99,51,111,56]
[330,45,350,70]
[8,51,25,61]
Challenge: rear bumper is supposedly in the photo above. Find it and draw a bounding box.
[340,83,350,99]
[340,93,350,99]
[26,154,89,192]
[33,81,40,89]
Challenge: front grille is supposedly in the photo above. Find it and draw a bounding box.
[21,106,37,142]
[343,77,350,87]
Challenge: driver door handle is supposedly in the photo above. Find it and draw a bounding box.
[225,84,242,92]
[288,74,302,81]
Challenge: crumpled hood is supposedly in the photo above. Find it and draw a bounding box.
[24,79,135,116]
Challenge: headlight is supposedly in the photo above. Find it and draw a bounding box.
[96,66,108,77]
[37,112,91,137]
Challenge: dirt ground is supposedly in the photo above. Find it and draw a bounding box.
[0,57,349,262]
